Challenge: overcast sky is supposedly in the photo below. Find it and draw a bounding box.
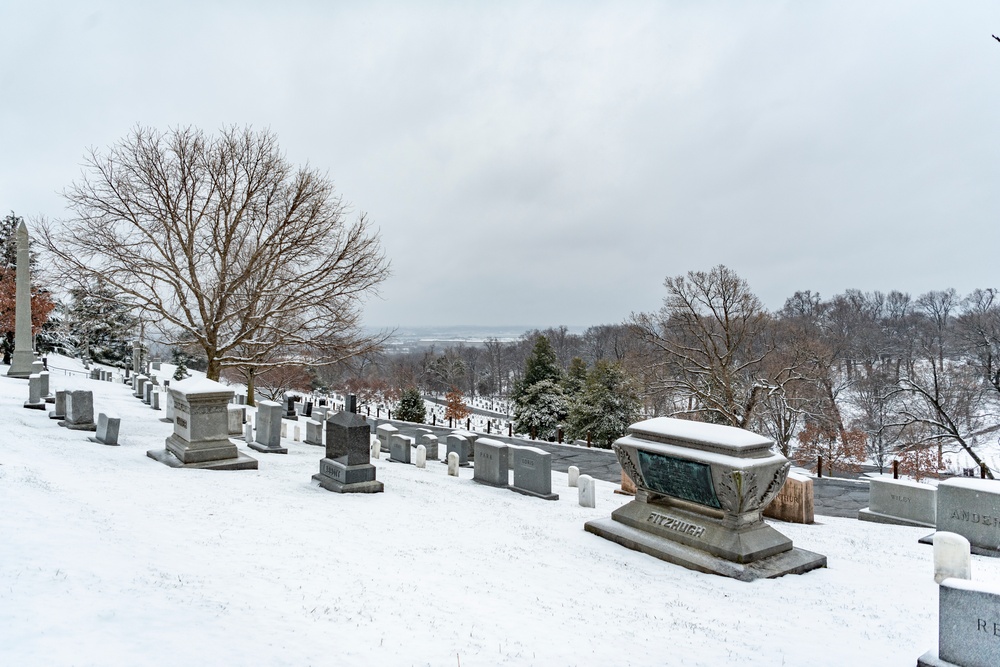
[2,1,998,329]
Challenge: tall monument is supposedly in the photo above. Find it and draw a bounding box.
[7,221,35,378]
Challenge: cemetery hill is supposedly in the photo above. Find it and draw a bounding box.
[4,127,1000,666]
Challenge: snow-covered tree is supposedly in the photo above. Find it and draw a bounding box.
[513,379,566,440]
[565,361,640,448]
[395,387,426,423]
[66,277,138,365]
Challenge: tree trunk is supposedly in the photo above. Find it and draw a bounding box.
[206,356,221,381]
[246,367,256,407]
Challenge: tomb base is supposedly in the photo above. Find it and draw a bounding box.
[146,448,258,470]
[44,396,55,404]
[859,507,935,529]
[248,442,288,455]
[313,458,383,493]
[48,411,64,420]
[88,436,119,447]
[58,420,97,432]
[584,517,826,581]
[23,400,46,410]
[510,485,558,501]
[916,650,960,667]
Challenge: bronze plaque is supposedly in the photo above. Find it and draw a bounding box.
[637,450,721,509]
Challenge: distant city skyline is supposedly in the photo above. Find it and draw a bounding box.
[3,2,998,328]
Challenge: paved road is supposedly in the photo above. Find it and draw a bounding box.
[375,418,870,517]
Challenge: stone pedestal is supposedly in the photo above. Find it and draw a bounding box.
[585,417,825,581]
[312,411,383,493]
[248,400,287,454]
[147,378,257,470]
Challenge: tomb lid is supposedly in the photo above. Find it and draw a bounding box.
[507,444,546,456]
[475,437,506,448]
[376,423,399,433]
[169,377,234,399]
[626,417,774,458]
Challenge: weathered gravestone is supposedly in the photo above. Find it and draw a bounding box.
[420,434,439,461]
[60,390,96,431]
[134,375,147,399]
[859,477,936,528]
[39,370,53,402]
[389,433,413,464]
[88,412,121,446]
[445,434,471,467]
[304,418,324,446]
[227,406,243,436]
[151,390,160,411]
[579,474,596,508]
[23,373,46,410]
[763,472,815,524]
[249,400,287,454]
[146,378,258,470]
[6,220,35,378]
[585,417,826,581]
[49,390,66,420]
[919,576,1000,667]
[376,423,398,453]
[922,479,1000,556]
[452,429,478,460]
[143,382,153,405]
[160,389,175,423]
[473,437,509,487]
[312,411,383,493]
[509,444,558,500]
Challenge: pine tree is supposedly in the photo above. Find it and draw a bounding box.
[67,277,138,365]
[395,387,426,423]
[514,336,562,399]
[173,358,190,381]
[563,357,588,399]
[513,379,567,440]
[566,361,640,448]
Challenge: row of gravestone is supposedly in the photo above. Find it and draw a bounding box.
[857,476,1000,558]
[375,423,559,501]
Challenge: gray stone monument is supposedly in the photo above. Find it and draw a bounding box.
[473,437,509,487]
[420,433,439,460]
[389,433,413,464]
[584,417,826,581]
[6,221,35,378]
[161,390,175,423]
[312,411,383,493]
[304,418,324,446]
[509,444,558,500]
[249,400,287,454]
[151,390,160,411]
[23,374,46,410]
[376,423,398,453]
[922,478,1000,556]
[143,382,153,405]
[859,478,937,528]
[284,395,298,421]
[49,390,66,420]
[227,405,243,436]
[39,370,53,402]
[445,434,471,467]
[89,412,121,446]
[134,375,147,400]
[60,390,96,431]
[147,378,258,470]
[919,577,1000,667]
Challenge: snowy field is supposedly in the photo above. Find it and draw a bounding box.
[3,357,999,666]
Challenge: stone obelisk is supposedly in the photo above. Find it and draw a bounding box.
[7,221,35,377]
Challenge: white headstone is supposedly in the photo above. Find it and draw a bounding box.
[370,437,380,459]
[416,444,426,468]
[281,422,287,438]
[934,531,972,584]
[294,425,301,442]
[447,451,459,476]
[578,474,596,508]
[568,465,580,487]
[244,423,253,443]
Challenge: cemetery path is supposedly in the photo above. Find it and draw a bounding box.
[376,419,872,516]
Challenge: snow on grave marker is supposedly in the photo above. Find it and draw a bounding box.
[250,400,287,455]
[578,474,596,508]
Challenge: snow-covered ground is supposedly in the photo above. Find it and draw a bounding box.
[2,355,998,666]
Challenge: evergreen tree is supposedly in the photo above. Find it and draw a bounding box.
[173,357,190,381]
[563,356,588,399]
[67,277,138,365]
[513,379,567,440]
[395,387,426,423]
[566,361,640,448]
[514,335,562,399]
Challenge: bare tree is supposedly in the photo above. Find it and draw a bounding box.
[630,265,795,429]
[39,126,389,381]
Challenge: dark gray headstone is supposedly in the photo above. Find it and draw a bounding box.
[346,394,357,414]
[325,410,371,466]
